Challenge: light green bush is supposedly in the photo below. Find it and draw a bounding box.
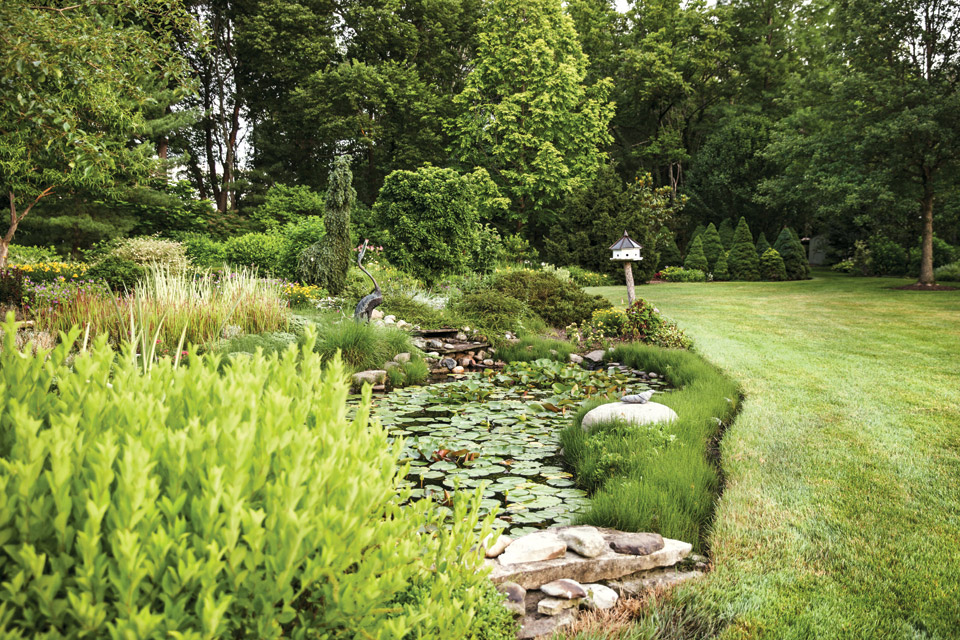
[0,315,512,639]
[759,247,788,281]
[934,260,960,281]
[660,266,707,282]
[112,235,189,272]
[683,236,708,272]
[223,232,288,273]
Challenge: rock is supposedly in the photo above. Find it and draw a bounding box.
[581,584,619,611]
[412,337,427,349]
[371,309,384,320]
[476,350,486,360]
[397,320,411,330]
[461,326,471,334]
[456,332,468,341]
[427,351,440,358]
[649,372,659,379]
[517,609,576,639]
[383,361,399,370]
[607,567,703,597]
[352,370,386,386]
[460,357,474,367]
[489,534,692,589]
[541,579,587,599]
[555,526,606,558]
[427,339,444,350]
[584,349,606,363]
[549,349,558,356]
[371,384,385,392]
[499,532,567,566]
[395,352,411,363]
[569,354,584,364]
[384,315,396,324]
[485,534,513,558]
[452,366,465,374]
[580,402,678,431]
[537,597,582,616]
[483,359,495,366]
[607,532,665,556]
[441,358,458,370]
[497,581,526,616]
[424,358,438,367]
[621,390,655,404]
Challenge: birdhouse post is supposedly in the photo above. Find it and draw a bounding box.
[609,231,643,306]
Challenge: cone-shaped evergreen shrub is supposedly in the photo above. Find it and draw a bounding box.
[759,248,787,280]
[756,231,771,256]
[713,250,730,280]
[774,228,810,279]
[700,223,724,270]
[727,217,760,280]
[718,218,735,249]
[300,156,355,293]
[657,234,683,269]
[688,224,705,248]
[684,235,709,272]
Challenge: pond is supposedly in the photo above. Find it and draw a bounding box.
[367,359,671,537]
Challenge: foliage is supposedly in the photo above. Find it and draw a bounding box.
[86,255,145,290]
[718,218,735,249]
[934,261,960,281]
[727,217,760,281]
[683,236,708,272]
[865,235,909,276]
[448,0,613,231]
[180,232,227,268]
[568,265,614,287]
[623,299,691,349]
[502,234,540,265]
[773,227,810,280]
[253,183,325,229]
[0,316,508,638]
[759,248,788,281]
[6,244,58,264]
[756,231,772,256]
[495,337,576,363]
[279,216,327,280]
[713,250,730,281]
[223,233,288,274]
[215,330,300,359]
[656,234,683,270]
[303,157,354,294]
[908,236,956,276]
[700,223,724,270]
[313,320,414,372]
[379,293,454,329]
[660,266,707,283]
[0,267,25,304]
[452,291,535,336]
[280,283,328,308]
[9,261,88,283]
[112,236,190,272]
[488,269,612,328]
[374,165,506,283]
[472,224,506,274]
[832,259,856,273]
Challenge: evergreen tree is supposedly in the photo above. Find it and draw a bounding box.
[713,250,730,280]
[718,218,736,249]
[700,222,724,270]
[727,217,760,280]
[301,156,354,293]
[657,233,683,269]
[689,223,706,248]
[759,248,787,280]
[683,235,708,272]
[756,231,772,256]
[774,227,809,280]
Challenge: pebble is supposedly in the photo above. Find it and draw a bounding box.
[582,583,619,610]
[483,358,495,366]
[441,358,457,370]
[541,579,587,599]
[497,581,526,616]
[537,597,582,616]
[484,534,513,558]
[395,352,411,363]
[569,353,584,364]
[384,315,396,324]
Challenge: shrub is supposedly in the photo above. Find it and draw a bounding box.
[934,261,960,281]
[216,330,300,358]
[302,156,354,294]
[452,291,533,335]
[180,232,226,268]
[253,183,325,229]
[759,248,788,280]
[756,231,772,256]
[223,232,289,273]
[375,165,505,283]
[683,236,708,272]
[280,282,328,307]
[623,298,691,349]
[700,223,724,270]
[6,244,58,264]
[832,259,856,273]
[12,261,88,283]
[496,337,576,363]
[660,266,707,283]
[774,227,810,279]
[112,235,189,272]
[314,320,415,371]
[86,254,146,290]
[688,223,705,246]
[583,307,629,339]
[472,223,505,274]
[713,250,730,281]
[401,357,430,385]
[867,235,908,276]
[280,216,326,279]
[379,292,453,328]
[0,317,510,639]
[727,217,760,281]
[567,265,614,287]
[488,269,611,327]
[0,267,25,304]
[908,236,956,276]
[502,233,539,265]
[718,218,735,249]
[656,234,683,270]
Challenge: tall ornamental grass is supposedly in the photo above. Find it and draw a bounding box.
[0,315,514,639]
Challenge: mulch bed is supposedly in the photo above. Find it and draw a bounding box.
[893,283,958,291]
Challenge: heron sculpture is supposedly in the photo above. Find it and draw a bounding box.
[354,239,383,322]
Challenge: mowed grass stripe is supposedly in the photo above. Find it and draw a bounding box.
[587,271,960,638]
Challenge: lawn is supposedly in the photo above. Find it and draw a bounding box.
[587,271,960,639]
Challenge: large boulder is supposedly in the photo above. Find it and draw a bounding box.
[581,402,678,431]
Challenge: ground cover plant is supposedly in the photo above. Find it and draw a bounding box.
[586,271,960,636]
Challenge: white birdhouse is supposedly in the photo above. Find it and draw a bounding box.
[609,231,643,262]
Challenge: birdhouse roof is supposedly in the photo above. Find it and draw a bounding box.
[609,231,642,250]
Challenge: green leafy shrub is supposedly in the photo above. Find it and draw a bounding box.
[472,223,506,274]
[623,298,691,349]
[866,235,908,276]
[112,235,189,272]
[452,291,534,335]
[216,330,299,359]
[280,283,328,307]
[503,234,540,265]
[713,250,730,281]
[567,265,614,287]
[832,259,856,273]
[14,261,89,283]
[401,357,430,385]
[280,216,326,279]
[688,223,705,246]
[934,261,960,281]
[759,248,788,280]
[86,254,145,290]
[773,228,810,279]
[683,235,708,272]
[253,183,325,229]
[6,244,58,264]
[660,266,707,282]
[656,234,683,270]
[223,232,288,273]
[0,267,25,304]
[314,319,414,371]
[489,269,612,328]
[727,217,760,281]
[180,232,226,268]
[700,223,724,270]
[0,316,509,639]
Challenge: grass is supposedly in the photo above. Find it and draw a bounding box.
[583,270,960,638]
[496,336,576,362]
[560,344,739,550]
[313,318,415,372]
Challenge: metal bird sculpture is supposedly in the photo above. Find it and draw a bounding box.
[621,390,655,404]
[353,239,383,322]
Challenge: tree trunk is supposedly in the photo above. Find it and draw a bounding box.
[918,185,935,285]
[624,262,636,306]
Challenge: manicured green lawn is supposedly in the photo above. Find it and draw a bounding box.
[587,271,960,639]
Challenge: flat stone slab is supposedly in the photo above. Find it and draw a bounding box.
[537,596,582,616]
[607,567,703,596]
[517,609,576,639]
[489,532,692,589]
[540,579,587,599]
[580,401,678,430]
[499,531,567,566]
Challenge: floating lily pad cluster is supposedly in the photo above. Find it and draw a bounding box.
[369,359,671,537]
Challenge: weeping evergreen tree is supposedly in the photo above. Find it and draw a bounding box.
[756,231,772,256]
[713,250,730,280]
[299,156,355,293]
[683,235,708,272]
[657,233,683,269]
[759,248,787,280]
[700,222,724,270]
[774,228,809,280]
[718,218,736,249]
[727,217,759,280]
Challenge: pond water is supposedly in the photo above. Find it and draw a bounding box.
[366,360,671,537]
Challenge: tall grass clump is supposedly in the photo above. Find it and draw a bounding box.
[561,343,739,549]
[314,319,415,371]
[496,336,575,362]
[0,314,515,639]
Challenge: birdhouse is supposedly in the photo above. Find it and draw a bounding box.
[609,231,643,262]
